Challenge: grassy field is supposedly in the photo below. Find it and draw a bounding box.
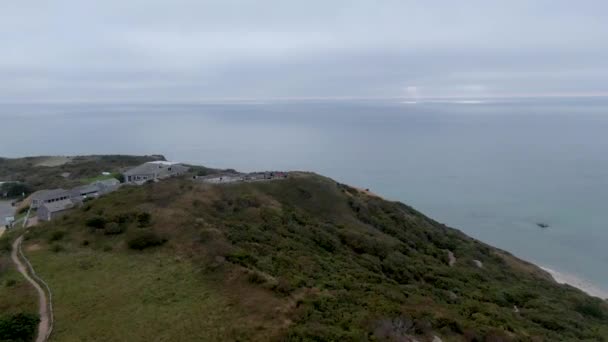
[0,256,38,316]
[78,173,120,184]
[25,246,283,341]
[2,172,607,341]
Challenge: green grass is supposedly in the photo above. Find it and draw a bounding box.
[78,174,119,184]
[26,246,281,341]
[0,262,38,316]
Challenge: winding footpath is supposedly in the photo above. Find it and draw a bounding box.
[11,235,52,342]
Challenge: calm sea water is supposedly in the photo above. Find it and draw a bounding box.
[1,99,607,292]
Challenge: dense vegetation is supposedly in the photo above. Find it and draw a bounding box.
[0,313,39,342]
[1,170,607,341]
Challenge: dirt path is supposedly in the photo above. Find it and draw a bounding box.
[11,236,51,342]
[447,250,456,266]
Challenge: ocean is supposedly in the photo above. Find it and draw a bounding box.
[1,98,607,295]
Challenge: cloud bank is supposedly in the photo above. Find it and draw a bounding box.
[2,1,607,102]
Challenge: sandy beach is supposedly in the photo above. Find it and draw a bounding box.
[541,266,608,300]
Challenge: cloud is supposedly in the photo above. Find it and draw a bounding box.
[1,0,607,102]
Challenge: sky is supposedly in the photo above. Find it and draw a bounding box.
[1,1,608,102]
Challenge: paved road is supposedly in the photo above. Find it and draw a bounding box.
[11,236,51,342]
[0,200,15,228]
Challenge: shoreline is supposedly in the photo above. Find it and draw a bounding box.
[540,266,608,300]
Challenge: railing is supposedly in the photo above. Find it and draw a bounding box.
[22,206,32,228]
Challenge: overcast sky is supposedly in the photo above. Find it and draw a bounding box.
[2,1,607,102]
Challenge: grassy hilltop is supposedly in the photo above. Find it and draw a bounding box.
[0,155,164,195]
[1,164,607,340]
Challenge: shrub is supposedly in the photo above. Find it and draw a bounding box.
[113,213,135,225]
[311,228,340,252]
[48,230,65,242]
[114,173,125,183]
[0,237,10,253]
[127,232,166,250]
[0,313,39,341]
[247,271,267,284]
[136,212,152,228]
[273,277,294,295]
[575,298,607,319]
[4,279,16,287]
[235,194,261,209]
[382,252,414,284]
[51,244,64,253]
[226,249,258,267]
[17,206,30,215]
[0,182,31,198]
[104,222,126,235]
[86,216,106,229]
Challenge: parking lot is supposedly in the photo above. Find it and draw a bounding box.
[0,200,15,228]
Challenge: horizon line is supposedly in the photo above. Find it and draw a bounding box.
[1,92,608,105]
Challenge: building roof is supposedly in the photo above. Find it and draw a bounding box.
[31,188,69,201]
[72,184,101,194]
[123,162,163,176]
[148,161,179,165]
[41,199,75,213]
[124,162,188,177]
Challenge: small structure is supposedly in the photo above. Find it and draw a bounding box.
[94,178,121,195]
[37,199,77,221]
[123,161,189,185]
[196,171,289,184]
[30,189,71,209]
[196,173,244,184]
[70,184,101,201]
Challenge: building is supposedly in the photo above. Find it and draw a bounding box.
[37,199,76,221]
[123,161,189,184]
[30,189,71,209]
[195,173,244,184]
[94,178,121,195]
[70,184,101,201]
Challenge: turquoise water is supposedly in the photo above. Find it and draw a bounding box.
[1,98,607,291]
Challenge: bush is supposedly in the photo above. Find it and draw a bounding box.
[4,279,16,287]
[226,249,258,267]
[48,230,65,242]
[104,222,126,235]
[86,216,106,229]
[0,182,31,198]
[113,213,134,225]
[0,313,39,341]
[114,173,125,183]
[127,232,166,250]
[575,298,607,319]
[51,244,64,253]
[247,271,267,284]
[273,277,294,295]
[0,237,11,253]
[136,212,152,228]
